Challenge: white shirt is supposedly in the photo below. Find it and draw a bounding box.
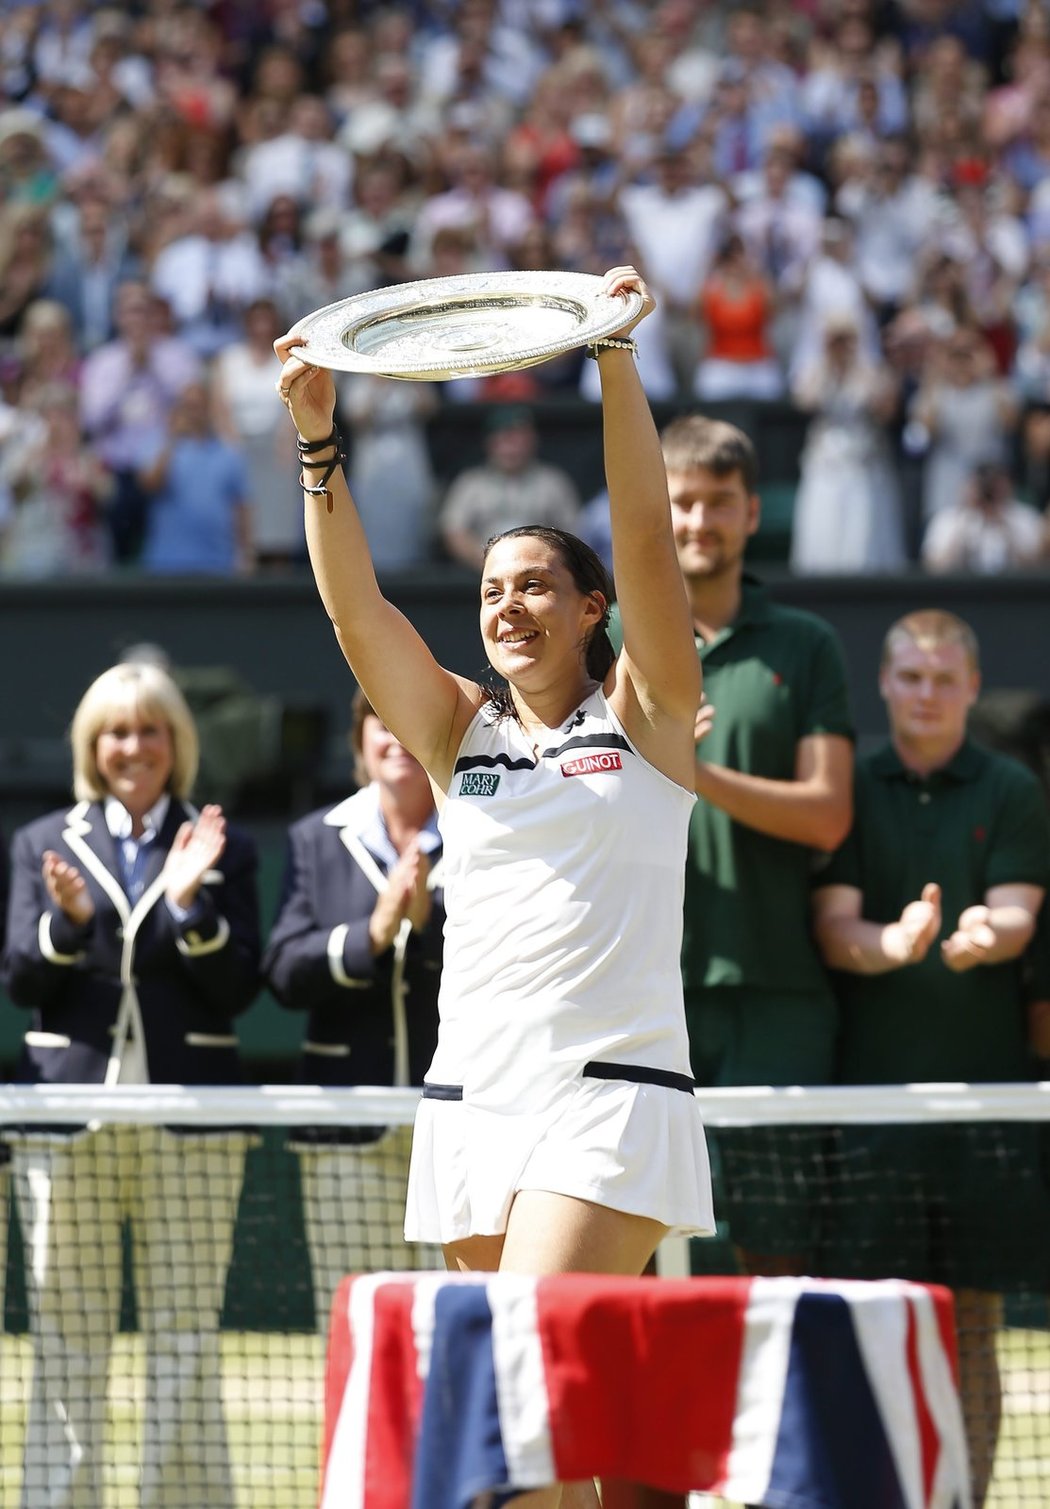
[619,183,728,305]
[242,133,352,223]
[104,793,171,902]
[151,233,270,324]
[103,794,197,922]
[103,794,175,1084]
[922,500,1045,574]
[430,688,695,1111]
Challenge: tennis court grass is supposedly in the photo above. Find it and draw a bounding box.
[1,1328,1047,1507]
[0,1333,324,1509]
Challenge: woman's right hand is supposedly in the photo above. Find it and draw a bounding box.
[601,264,655,339]
[273,330,337,443]
[42,850,95,926]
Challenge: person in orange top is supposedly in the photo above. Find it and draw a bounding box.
[693,233,784,402]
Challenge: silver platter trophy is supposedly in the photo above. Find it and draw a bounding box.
[289,270,643,381]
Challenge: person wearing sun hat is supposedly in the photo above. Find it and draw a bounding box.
[438,402,581,568]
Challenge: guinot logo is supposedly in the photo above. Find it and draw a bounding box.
[561,752,623,778]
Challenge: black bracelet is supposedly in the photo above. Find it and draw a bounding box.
[297,425,346,512]
[297,424,344,467]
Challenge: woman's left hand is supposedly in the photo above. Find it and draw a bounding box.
[163,805,227,910]
[601,264,655,339]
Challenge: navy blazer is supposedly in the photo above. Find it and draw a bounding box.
[262,788,444,1108]
[2,799,260,1086]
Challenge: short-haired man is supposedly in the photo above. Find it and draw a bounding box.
[812,609,1050,1506]
[611,415,854,1274]
[438,405,580,569]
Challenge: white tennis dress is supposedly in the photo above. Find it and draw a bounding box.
[405,687,714,1243]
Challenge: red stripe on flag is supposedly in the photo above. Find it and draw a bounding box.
[905,1296,940,1507]
[364,1284,425,1509]
[535,1275,750,1493]
[929,1285,961,1386]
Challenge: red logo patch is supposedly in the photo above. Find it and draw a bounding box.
[974,825,986,841]
[561,752,623,778]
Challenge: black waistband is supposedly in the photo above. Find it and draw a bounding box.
[421,1081,464,1101]
[583,1060,696,1095]
[422,1063,695,1101]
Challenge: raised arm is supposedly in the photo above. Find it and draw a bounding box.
[273,334,480,787]
[600,268,700,779]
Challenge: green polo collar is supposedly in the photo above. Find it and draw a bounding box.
[695,574,771,651]
[869,737,984,784]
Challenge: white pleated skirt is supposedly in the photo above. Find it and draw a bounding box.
[404,1071,715,1246]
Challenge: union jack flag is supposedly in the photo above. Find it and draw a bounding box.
[322,1272,970,1509]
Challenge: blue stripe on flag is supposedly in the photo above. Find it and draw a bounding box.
[411,1284,519,1509]
[764,1291,910,1509]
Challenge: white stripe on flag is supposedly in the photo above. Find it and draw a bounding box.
[321,1275,385,1509]
[487,1274,557,1488]
[834,1278,926,1509]
[721,1276,801,1504]
[410,1270,488,1382]
[411,1271,456,1383]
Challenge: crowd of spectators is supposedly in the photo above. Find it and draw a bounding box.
[3,0,1050,576]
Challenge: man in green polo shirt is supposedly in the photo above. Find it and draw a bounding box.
[812,608,1050,1506]
[610,415,854,1274]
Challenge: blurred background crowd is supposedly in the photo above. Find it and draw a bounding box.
[3,0,1050,579]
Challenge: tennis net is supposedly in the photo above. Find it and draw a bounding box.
[0,1082,1047,1508]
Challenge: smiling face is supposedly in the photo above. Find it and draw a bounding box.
[667,465,760,583]
[94,697,175,819]
[359,713,431,804]
[880,636,979,764]
[480,534,604,693]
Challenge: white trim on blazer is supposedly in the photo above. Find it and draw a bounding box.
[53,800,230,1085]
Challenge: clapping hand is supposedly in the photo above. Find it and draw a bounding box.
[368,841,432,955]
[941,904,997,973]
[42,850,95,926]
[162,805,227,910]
[886,882,942,965]
[694,694,716,748]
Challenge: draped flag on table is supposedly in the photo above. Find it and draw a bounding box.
[322,1272,971,1509]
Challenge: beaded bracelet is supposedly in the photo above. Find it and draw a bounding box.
[585,336,638,359]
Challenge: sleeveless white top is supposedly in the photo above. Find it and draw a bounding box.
[428,687,696,1112]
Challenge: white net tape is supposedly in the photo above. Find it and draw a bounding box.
[1,1079,1048,1127]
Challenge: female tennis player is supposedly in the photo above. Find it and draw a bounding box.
[275,267,713,1507]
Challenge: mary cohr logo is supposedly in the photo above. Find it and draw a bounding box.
[459,772,501,797]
